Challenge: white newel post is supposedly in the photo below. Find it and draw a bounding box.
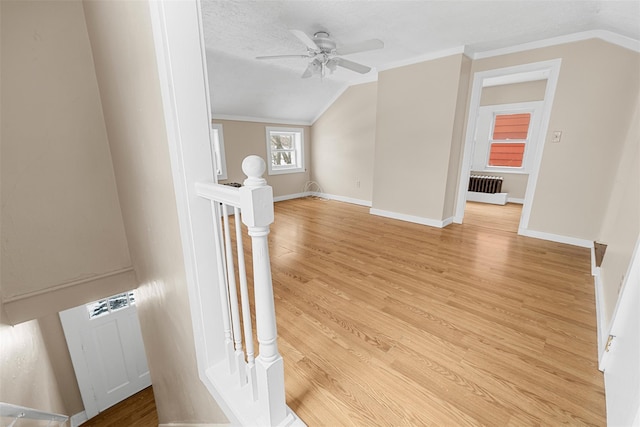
[239,156,287,425]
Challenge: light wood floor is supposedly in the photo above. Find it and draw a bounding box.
[90,198,604,426]
[270,198,604,426]
[463,201,522,234]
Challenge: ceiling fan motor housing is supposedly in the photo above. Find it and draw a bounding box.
[313,31,336,53]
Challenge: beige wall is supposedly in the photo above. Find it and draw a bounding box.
[1,0,135,324]
[471,39,640,240]
[443,55,472,218]
[82,0,227,424]
[480,80,547,106]
[311,82,377,202]
[0,319,69,420]
[598,97,640,327]
[372,54,467,221]
[214,120,311,198]
[1,0,128,419]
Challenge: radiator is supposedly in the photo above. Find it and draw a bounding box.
[468,175,503,194]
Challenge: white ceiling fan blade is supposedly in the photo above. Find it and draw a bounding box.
[302,59,321,78]
[335,39,384,56]
[301,63,314,79]
[290,29,319,51]
[335,57,371,74]
[256,54,310,60]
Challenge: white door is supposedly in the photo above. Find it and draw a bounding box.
[60,292,151,419]
[601,238,640,426]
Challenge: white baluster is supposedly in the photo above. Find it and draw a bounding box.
[235,205,257,399]
[210,201,236,373]
[239,156,287,425]
[222,203,246,384]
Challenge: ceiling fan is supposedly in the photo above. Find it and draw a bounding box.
[256,30,384,78]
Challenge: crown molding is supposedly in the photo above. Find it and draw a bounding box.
[472,29,640,60]
[377,46,466,72]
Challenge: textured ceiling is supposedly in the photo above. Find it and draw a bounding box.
[201,1,640,124]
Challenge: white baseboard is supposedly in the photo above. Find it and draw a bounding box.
[507,197,525,204]
[466,191,508,205]
[310,192,372,207]
[273,192,308,202]
[158,424,229,427]
[518,228,594,248]
[71,411,88,427]
[369,208,451,228]
[273,191,373,207]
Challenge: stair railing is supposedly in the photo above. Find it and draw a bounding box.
[195,155,293,426]
[0,402,68,426]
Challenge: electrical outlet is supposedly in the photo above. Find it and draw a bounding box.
[552,131,562,143]
[356,180,361,188]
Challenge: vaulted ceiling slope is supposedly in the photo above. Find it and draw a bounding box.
[201,1,640,125]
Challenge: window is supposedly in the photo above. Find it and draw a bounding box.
[488,113,531,168]
[210,123,227,180]
[265,127,305,175]
[86,291,136,319]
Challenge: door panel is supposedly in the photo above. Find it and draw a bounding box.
[60,293,151,418]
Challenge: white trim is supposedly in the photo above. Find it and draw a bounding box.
[466,191,508,205]
[483,69,550,87]
[377,46,465,72]
[369,208,451,228]
[592,261,607,369]
[454,59,562,234]
[158,424,228,427]
[210,123,227,180]
[507,197,525,204]
[273,192,308,202]
[472,30,640,59]
[148,0,241,425]
[71,411,88,427]
[517,227,594,248]
[310,192,372,207]
[212,114,311,126]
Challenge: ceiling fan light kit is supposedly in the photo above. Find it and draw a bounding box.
[256,29,384,79]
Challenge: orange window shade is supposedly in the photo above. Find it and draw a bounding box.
[488,143,525,167]
[493,113,531,140]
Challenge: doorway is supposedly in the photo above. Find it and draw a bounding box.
[59,291,151,420]
[454,59,562,236]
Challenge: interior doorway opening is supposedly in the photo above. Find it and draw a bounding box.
[454,59,562,237]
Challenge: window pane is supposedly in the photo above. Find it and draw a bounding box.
[128,291,136,305]
[108,293,129,311]
[87,300,108,319]
[272,150,294,166]
[493,113,530,140]
[271,134,294,150]
[488,142,525,167]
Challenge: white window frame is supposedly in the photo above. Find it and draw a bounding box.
[210,123,227,180]
[472,102,543,175]
[265,126,305,175]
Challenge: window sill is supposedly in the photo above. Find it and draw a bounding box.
[267,167,305,176]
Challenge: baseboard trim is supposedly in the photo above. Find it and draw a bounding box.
[518,228,594,248]
[507,197,525,204]
[273,191,373,207]
[71,411,88,427]
[310,192,372,207]
[158,423,228,427]
[273,192,308,202]
[369,208,450,228]
[466,191,508,205]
